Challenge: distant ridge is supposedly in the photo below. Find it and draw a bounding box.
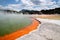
[0,7,60,14]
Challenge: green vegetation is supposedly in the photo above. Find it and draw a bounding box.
[0,14,32,36]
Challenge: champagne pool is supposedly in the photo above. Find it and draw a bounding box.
[0,13,32,36]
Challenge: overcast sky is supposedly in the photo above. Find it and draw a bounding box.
[0,0,60,11]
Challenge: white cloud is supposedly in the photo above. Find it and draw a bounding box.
[15,0,19,2]
[0,5,3,8]
[0,5,7,10]
[21,0,34,6]
[0,0,60,11]
[6,4,23,11]
[0,4,21,11]
[21,0,60,10]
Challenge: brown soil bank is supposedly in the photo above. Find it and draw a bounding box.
[33,15,60,20]
[0,19,40,40]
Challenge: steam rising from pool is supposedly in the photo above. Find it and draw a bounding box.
[0,11,32,36]
[0,11,29,20]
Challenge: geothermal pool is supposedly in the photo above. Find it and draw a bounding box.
[0,12,32,36]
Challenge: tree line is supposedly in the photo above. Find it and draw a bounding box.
[41,8,60,14]
[0,7,60,14]
[21,7,60,14]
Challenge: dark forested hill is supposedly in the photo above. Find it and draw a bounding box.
[41,8,60,14]
[0,7,60,14]
[20,7,60,14]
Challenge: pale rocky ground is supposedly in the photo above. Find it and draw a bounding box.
[16,18,60,40]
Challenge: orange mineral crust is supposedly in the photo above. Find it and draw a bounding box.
[0,19,40,40]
